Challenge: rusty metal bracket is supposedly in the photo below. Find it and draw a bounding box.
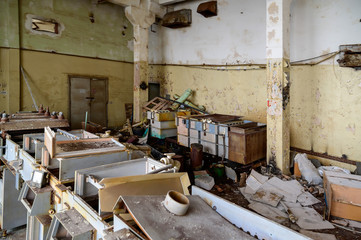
[162,9,192,28]
[197,1,217,18]
[338,44,361,69]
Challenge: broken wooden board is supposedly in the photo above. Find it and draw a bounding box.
[44,127,56,158]
[99,173,191,212]
[143,97,172,111]
[239,187,255,204]
[121,195,255,240]
[259,177,303,203]
[290,207,334,230]
[248,202,289,224]
[299,230,337,240]
[245,169,269,194]
[297,192,321,207]
[251,189,283,207]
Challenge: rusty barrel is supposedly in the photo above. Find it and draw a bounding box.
[190,143,203,170]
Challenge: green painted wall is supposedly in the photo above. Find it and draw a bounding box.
[0,0,134,62]
[0,0,20,48]
[20,0,133,62]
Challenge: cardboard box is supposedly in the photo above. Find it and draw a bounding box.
[324,171,361,221]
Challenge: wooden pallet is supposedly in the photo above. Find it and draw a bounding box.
[143,97,172,111]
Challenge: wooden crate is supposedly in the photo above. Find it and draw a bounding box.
[228,123,266,165]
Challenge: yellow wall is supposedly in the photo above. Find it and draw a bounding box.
[19,49,133,127]
[149,64,361,170]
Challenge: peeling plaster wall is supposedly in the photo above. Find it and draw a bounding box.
[149,64,361,169]
[149,0,266,65]
[20,50,133,127]
[149,0,361,65]
[149,0,361,167]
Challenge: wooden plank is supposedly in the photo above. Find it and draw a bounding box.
[44,127,56,158]
[55,147,126,158]
[0,119,69,131]
[121,195,255,240]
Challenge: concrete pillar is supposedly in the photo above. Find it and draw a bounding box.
[266,0,291,174]
[125,5,155,122]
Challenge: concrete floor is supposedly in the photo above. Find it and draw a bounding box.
[1,226,26,240]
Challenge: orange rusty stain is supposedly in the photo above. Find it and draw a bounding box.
[268,2,279,15]
[270,16,279,23]
[268,30,276,41]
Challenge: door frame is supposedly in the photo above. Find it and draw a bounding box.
[68,75,109,128]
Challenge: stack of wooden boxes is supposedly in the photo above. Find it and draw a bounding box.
[176,114,267,164]
[176,114,245,158]
[148,110,191,139]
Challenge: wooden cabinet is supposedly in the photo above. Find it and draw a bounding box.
[229,123,266,165]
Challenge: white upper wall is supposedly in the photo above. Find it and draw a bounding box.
[149,0,361,65]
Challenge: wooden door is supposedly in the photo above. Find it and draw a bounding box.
[70,77,107,129]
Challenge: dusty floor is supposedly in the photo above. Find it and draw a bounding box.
[1,226,26,240]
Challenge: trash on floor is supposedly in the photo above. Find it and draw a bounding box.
[294,153,323,185]
[299,230,337,240]
[324,171,361,221]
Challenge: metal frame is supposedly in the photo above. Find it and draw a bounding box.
[19,182,52,216]
[192,186,311,240]
[68,75,109,128]
[0,168,27,230]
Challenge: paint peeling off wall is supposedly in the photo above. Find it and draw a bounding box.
[149,65,267,121]
[149,0,361,65]
[150,64,361,167]
[149,0,266,65]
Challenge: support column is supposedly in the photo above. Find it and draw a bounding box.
[266,0,291,174]
[125,5,155,122]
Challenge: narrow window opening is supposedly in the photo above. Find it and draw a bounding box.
[32,18,59,34]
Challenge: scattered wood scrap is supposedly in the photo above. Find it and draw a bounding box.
[143,97,172,111]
